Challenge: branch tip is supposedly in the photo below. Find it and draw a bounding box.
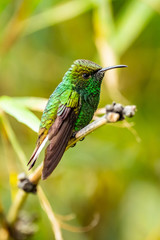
[106,102,137,120]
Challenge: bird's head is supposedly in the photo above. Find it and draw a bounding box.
[64,59,127,90]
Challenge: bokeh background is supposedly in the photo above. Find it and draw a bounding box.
[0,0,160,239]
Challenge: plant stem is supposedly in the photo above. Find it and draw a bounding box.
[7,190,27,225]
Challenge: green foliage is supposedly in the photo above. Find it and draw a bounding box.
[0,96,40,132]
[0,0,160,239]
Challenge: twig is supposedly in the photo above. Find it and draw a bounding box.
[16,112,121,192]
[19,103,136,188]
[5,102,136,239]
[1,115,63,239]
[38,187,63,240]
[18,104,133,189]
[7,190,27,226]
[20,111,121,186]
[18,103,137,188]
[67,112,120,149]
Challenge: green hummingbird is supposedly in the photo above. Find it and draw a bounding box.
[28,59,127,179]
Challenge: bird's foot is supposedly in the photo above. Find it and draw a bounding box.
[71,132,85,141]
[80,137,85,141]
[70,132,77,147]
[18,173,37,194]
[70,143,76,148]
[71,132,77,138]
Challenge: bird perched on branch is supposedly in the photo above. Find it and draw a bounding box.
[28,59,127,179]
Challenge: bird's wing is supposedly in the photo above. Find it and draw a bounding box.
[27,86,73,169]
[42,90,80,179]
[27,89,62,170]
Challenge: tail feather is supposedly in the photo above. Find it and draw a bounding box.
[28,157,37,170]
[28,136,48,170]
[27,146,39,167]
[42,107,76,180]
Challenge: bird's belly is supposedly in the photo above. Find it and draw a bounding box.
[74,97,99,132]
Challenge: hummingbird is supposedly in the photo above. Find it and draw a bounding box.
[28,59,127,179]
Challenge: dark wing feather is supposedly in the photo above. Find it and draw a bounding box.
[42,106,76,180]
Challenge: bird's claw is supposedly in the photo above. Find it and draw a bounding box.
[80,137,85,141]
[71,132,77,138]
[71,143,76,148]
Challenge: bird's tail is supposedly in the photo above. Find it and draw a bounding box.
[27,136,48,170]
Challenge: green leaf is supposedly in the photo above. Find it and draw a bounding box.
[0,96,40,132]
[13,97,47,112]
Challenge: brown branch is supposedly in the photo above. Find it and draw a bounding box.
[6,102,137,239]
[17,103,136,188]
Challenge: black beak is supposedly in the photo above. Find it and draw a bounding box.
[99,65,127,72]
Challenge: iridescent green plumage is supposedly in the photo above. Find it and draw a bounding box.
[40,60,102,133]
[28,59,127,179]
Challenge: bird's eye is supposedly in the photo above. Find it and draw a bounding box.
[82,73,91,79]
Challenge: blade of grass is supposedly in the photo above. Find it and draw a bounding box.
[1,113,28,172]
[93,0,129,104]
[13,97,47,112]
[143,0,160,14]
[0,96,40,133]
[112,0,155,56]
[38,187,63,240]
[0,0,41,55]
[22,0,94,36]
[93,0,115,39]
[1,114,63,239]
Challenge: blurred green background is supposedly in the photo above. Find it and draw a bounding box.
[0,0,160,239]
